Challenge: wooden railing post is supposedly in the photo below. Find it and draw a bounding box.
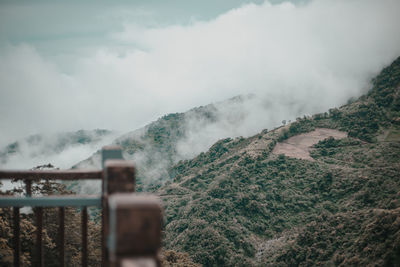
[108,194,162,267]
[104,160,135,195]
[13,207,20,267]
[102,146,135,267]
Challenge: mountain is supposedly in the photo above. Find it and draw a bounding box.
[73,94,282,190]
[0,129,115,169]
[1,55,398,265]
[156,57,400,266]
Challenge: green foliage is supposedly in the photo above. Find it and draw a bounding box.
[369,56,400,111]
[323,56,400,142]
[158,56,400,266]
[162,130,400,265]
[336,103,385,142]
[288,117,315,136]
[160,249,201,266]
[271,209,400,266]
[277,116,318,142]
[314,137,361,149]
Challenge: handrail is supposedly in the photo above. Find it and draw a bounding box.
[0,146,162,267]
[0,195,101,207]
[0,168,103,267]
[0,169,103,180]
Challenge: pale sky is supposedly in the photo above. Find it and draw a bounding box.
[1,0,400,148]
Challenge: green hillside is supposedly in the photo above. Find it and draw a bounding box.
[157,57,400,266]
[74,95,255,190]
[74,107,216,189]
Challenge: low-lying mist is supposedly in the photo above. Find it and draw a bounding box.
[1,0,400,192]
[73,90,365,191]
[0,130,118,170]
[1,0,399,147]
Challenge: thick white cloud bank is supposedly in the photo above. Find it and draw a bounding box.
[0,131,119,169]
[1,0,400,149]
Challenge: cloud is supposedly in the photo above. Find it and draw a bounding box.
[174,95,301,159]
[0,130,119,170]
[0,0,400,150]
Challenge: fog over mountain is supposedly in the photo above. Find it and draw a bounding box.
[0,130,118,169]
[1,0,400,155]
[0,1,400,265]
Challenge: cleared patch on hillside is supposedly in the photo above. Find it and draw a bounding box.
[385,129,400,141]
[272,128,347,161]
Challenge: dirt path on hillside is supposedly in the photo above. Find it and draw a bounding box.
[272,128,347,161]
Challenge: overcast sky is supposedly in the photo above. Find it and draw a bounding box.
[1,0,400,148]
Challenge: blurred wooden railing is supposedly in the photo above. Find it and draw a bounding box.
[0,146,162,267]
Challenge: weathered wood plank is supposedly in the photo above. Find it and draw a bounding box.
[0,196,102,207]
[36,207,44,267]
[104,160,135,194]
[0,170,102,180]
[59,207,65,267]
[108,194,162,258]
[82,207,88,267]
[13,207,20,267]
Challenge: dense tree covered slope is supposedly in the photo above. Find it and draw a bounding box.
[157,57,400,266]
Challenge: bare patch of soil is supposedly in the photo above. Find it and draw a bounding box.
[272,128,347,161]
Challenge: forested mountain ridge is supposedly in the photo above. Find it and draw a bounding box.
[73,95,259,190]
[157,57,400,266]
